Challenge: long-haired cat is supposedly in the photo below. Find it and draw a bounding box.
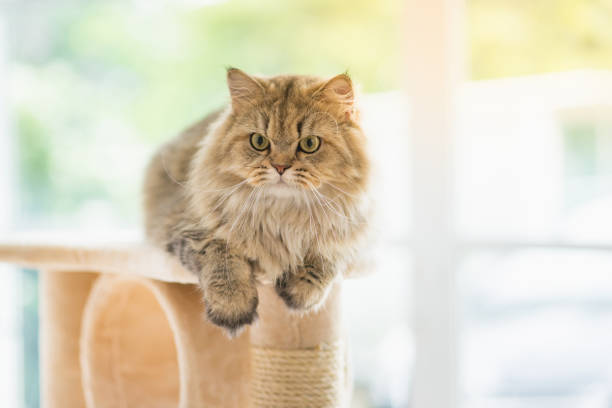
[143,69,370,335]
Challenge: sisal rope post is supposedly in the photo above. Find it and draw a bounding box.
[249,282,348,408]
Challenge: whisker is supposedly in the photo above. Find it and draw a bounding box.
[308,182,365,227]
[306,184,334,227]
[251,188,265,230]
[325,182,361,198]
[311,186,348,219]
[238,186,261,235]
[227,187,258,243]
[197,179,249,195]
[208,181,248,214]
[161,151,188,188]
[308,187,340,262]
[302,189,325,265]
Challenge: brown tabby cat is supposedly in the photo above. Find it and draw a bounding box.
[143,69,370,335]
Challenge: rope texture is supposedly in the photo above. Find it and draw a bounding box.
[250,342,345,408]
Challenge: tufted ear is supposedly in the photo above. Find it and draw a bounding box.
[313,74,355,119]
[226,68,264,112]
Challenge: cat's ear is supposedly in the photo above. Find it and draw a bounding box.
[313,73,355,119]
[226,68,264,113]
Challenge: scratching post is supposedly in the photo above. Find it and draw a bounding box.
[250,284,346,408]
[0,241,349,408]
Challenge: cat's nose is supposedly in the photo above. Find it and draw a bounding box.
[272,163,291,175]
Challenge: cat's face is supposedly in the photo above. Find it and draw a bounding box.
[210,69,369,199]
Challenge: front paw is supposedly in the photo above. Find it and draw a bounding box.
[275,265,331,311]
[166,237,202,273]
[204,278,258,337]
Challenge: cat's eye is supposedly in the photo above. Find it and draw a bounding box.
[250,133,270,151]
[298,136,321,154]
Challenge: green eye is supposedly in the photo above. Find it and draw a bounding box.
[298,136,321,154]
[250,133,270,151]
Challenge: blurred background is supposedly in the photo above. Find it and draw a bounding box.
[1,0,612,407]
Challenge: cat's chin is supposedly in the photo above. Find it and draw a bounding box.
[264,182,303,198]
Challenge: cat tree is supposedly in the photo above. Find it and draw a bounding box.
[0,240,349,408]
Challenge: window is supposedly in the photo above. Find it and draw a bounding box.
[456,72,612,407]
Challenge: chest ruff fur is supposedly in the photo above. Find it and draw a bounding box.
[192,189,362,283]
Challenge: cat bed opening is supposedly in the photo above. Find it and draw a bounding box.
[80,276,181,408]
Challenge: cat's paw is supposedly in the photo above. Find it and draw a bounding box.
[166,235,204,273]
[204,277,259,337]
[275,266,331,311]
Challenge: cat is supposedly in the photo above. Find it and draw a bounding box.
[143,68,370,336]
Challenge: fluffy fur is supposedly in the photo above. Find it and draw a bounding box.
[143,69,370,335]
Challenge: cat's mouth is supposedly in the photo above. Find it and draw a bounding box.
[275,175,298,186]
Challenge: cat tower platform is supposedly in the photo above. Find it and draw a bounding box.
[0,236,349,408]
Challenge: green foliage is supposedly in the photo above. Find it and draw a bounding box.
[16,112,52,216]
[469,0,612,78]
